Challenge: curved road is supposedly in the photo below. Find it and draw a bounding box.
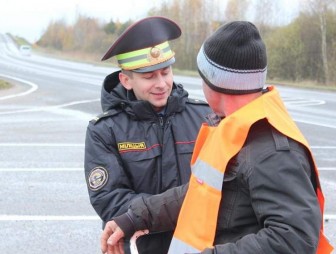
[0,34,335,253]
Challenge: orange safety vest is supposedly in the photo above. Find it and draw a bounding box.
[168,86,333,253]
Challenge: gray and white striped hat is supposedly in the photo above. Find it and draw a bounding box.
[197,21,267,94]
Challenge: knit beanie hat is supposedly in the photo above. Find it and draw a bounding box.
[197,21,267,94]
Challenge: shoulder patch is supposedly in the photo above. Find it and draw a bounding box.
[88,166,109,191]
[90,110,118,124]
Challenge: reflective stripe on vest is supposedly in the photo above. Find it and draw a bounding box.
[168,236,200,254]
[168,86,334,253]
[192,159,224,190]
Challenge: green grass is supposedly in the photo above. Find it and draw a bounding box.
[0,79,12,90]
[11,34,31,47]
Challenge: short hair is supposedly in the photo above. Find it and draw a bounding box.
[121,69,134,78]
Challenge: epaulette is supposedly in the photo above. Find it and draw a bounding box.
[90,110,119,124]
[187,98,208,105]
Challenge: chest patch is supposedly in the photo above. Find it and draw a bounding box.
[118,142,146,152]
[88,167,108,191]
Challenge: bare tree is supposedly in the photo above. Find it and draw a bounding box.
[225,0,250,21]
[253,0,276,31]
[302,0,336,85]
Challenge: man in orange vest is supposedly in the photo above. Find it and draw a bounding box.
[101,21,333,254]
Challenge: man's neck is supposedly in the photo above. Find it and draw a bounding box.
[224,92,262,116]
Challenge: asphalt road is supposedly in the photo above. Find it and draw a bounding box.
[0,34,335,253]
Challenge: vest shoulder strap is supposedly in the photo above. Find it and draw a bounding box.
[271,127,290,151]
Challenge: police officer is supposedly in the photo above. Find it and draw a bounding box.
[84,16,213,254]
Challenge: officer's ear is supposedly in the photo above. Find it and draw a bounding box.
[119,71,133,90]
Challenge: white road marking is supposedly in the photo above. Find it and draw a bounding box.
[0,168,83,172]
[0,215,99,221]
[311,146,336,149]
[0,98,100,119]
[0,74,38,101]
[284,100,326,107]
[319,168,336,171]
[294,119,336,129]
[0,74,99,119]
[325,214,336,221]
[0,143,84,147]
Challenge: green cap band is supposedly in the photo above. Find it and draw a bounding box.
[116,41,175,70]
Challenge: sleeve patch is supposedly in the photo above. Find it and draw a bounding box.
[88,166,109,191]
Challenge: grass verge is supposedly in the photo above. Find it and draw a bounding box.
[268,79,336,92]
[0,79,13,90]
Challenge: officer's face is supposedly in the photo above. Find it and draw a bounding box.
[120,66,174,112]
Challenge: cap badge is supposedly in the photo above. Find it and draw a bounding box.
[148,47,163,62]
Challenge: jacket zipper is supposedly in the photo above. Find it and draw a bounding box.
[157,115,165,192]
[158,116,164,127]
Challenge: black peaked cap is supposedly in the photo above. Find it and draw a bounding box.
[101,16,182,61]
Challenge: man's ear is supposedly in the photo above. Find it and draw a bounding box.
[119,72,132,90]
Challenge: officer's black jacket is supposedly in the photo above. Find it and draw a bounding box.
[84,71,213,254]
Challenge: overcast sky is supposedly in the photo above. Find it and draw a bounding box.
[0,0,161,43]
[0,0,299,44]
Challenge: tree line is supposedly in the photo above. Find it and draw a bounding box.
[36,0,336,87]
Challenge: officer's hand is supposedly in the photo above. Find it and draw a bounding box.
[101,220,125,254]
